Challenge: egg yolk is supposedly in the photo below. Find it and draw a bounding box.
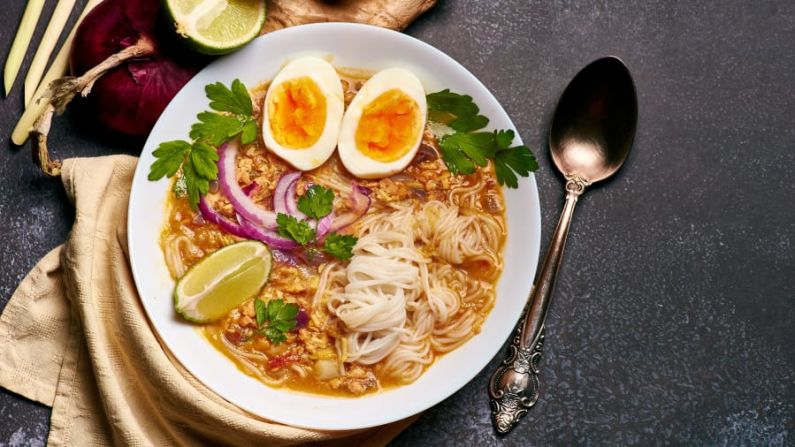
[355,89,421,162]
[268,77,327,149]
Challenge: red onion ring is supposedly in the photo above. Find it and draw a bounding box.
[198,196,298,250]
[218,140,278,229]
[273,172,301,216]
[329,185,371,233]
[284,179,307,219]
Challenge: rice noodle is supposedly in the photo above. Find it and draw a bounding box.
[219,334,287,386]
[320,200,503,384]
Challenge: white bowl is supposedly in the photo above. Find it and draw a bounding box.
[128,22,541,430]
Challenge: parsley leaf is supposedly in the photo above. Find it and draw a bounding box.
[276,213,316,245]
[148,140,191,181]
[148,140,217,209]
[190,112,246,146]
[254,298,299,345]
[297,185,334,220]
[205,79,252,116]
[427,89,489,132]
[439,132,496,167]
[323,233,358,261]
[263,327,286,345]
[324,233,357,261]
[426,89,539,188]
[193,79,257,145]
[190,142,219,179]
[494,144,539,188]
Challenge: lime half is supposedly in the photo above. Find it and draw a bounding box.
[166,0,266,55]
[174,241,272,323]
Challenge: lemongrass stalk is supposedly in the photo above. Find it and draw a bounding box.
[4,0,46,96]
[11,0,102,146]
[24,0,78,105]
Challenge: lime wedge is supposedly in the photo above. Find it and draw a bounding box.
[174,241,272,323]
[166,0,266,55]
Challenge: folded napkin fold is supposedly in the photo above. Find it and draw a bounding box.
[0,156,416,445]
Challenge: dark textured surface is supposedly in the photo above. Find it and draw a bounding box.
[1,0,793,445]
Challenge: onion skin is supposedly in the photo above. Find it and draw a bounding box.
[70,0,204,136]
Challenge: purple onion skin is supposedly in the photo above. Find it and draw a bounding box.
[70,0,206,136]
[295,309,309,329]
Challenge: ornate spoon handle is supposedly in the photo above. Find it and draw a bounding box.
[488,176,587,434]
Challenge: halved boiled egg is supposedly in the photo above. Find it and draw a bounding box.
[338,68,427,179]
[262,57,344,171]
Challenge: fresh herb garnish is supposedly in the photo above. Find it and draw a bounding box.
[297,185,335,220]
[275,185,358,261]
[254,298,299,345]
[148,79,257,208]
[148,140,218,206]
[324,233,357,261]
[426,89,538,187]
[276,213,316,246]
[191,80,258,145]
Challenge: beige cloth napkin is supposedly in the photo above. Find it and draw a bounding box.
[0,156,417,446]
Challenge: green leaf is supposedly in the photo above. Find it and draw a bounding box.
[494,129,515,150]
[190,142,219,180]
[190,112,245,146]
[427,89,479,117]
[205,79,252,116]
[324,233,357,261]
[450,114,489,132]
[276,213,316,245]
[439,143,476,175]
[263,327,286,345]
[297,185,335,220]
[256,299,299,345]
[241,119,258,145]
[254,298,267,327]
[427,89,488,132]
[439,132,496,167]
[493,145,539,188]
[181,161,200,209]
[148,140,191,180]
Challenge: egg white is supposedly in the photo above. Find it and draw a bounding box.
[338,68,427,179]
[262,57,344,171]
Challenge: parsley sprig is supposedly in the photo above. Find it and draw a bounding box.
[148,79,257,208]
[427,89,538,188]
[254,298,299,345]
[275,185,358,261]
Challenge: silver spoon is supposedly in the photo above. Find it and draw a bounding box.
[488,56,638,434]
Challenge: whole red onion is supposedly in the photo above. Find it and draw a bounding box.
[70,0,205,136]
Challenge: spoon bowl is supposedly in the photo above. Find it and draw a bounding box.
[550,56,637,183]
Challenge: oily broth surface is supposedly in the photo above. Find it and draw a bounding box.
[160,70,506,396]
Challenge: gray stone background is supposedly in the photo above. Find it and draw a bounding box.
[1,0,793,445]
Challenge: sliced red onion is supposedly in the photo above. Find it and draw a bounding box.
[239,219,300,250]
[284,179,307,219]
[273,172,301,216]
[242,182,258,196]
[218,140,278,229]
[198,196,247,237]
[296,309,309,329]
[316,215,334,238]
[199,195,299,250]
[329,184,371,233]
